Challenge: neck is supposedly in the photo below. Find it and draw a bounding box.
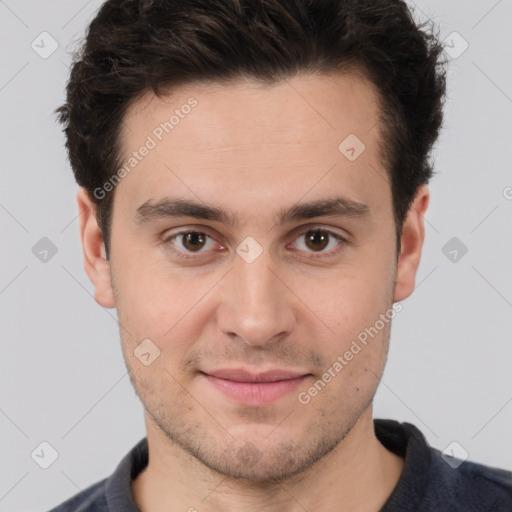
[132,407,405,512]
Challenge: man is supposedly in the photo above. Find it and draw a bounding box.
[50,0,512,510]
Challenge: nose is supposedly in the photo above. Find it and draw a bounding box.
[216,248,296,348]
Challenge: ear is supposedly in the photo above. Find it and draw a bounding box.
[76,187,116,308]
[393,185,430,302]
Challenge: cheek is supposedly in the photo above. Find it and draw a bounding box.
[312,260,394,339]
[113,255,221,355]
[301,244,395,384]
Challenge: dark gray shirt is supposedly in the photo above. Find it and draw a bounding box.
[47,419,512,511]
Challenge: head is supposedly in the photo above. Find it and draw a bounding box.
[56,0,446,482]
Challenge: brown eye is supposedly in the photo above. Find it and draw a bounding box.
[165,230,218,260]
[304,230,330,252]
[181,232,207,252]
[292,227,346,258]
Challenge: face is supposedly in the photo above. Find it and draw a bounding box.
[80,70,427,482]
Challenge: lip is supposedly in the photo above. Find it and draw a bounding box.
[200,368,311,406]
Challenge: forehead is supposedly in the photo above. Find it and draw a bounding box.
[115,71,388,219]
[121,70,381,144]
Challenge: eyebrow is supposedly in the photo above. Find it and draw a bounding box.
[134,195,370,227]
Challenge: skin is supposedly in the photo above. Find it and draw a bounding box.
[78,70,429,512]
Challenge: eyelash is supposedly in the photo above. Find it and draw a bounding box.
[162,226,348,261]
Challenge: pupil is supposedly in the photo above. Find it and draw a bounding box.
[306,230,329,251]
[184,232,205,251]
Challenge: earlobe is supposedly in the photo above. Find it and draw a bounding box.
[76,187,116,308]
[393,185,430,302]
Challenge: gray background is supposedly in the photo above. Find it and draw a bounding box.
[1,0,511,510]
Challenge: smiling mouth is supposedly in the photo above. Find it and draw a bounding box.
[199,368,311,405]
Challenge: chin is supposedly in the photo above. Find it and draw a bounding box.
[184,430,342,484]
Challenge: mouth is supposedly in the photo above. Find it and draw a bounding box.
[199,368,311,406]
